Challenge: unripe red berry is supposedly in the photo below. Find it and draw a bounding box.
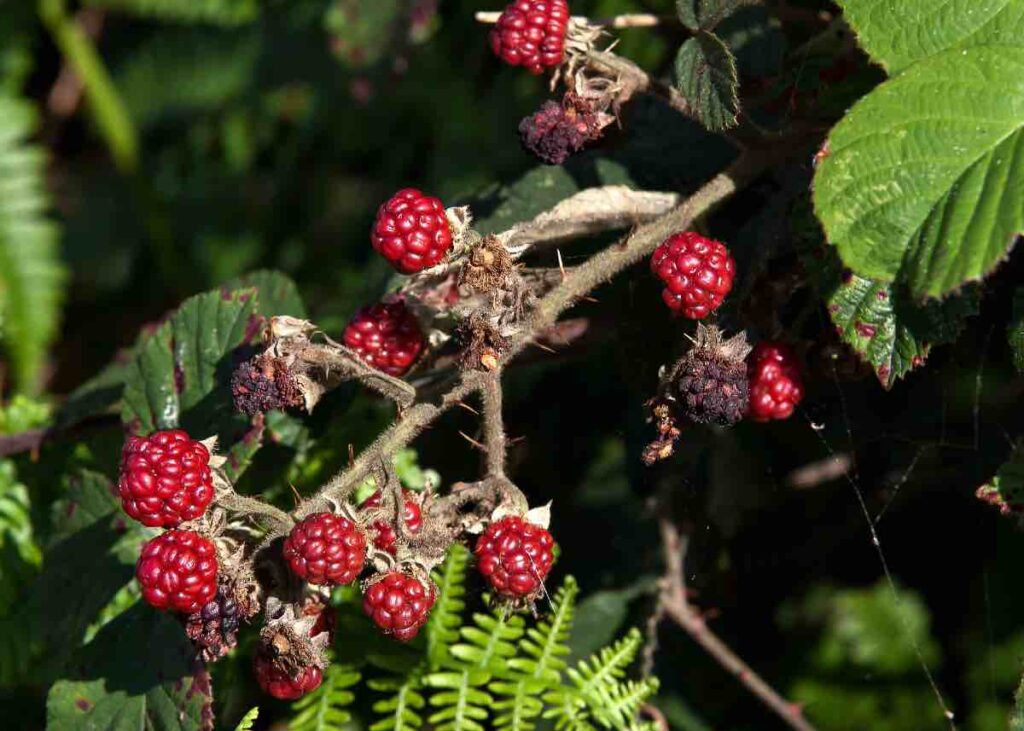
[362,489,423,554]
[118,429,214,528]
[362,571,436,641]
[371,188,452,274]
[136,530,218,613]
[490,0,570,74]
[475,516,554,599]
[253,655,323,700]
[283,513,367,586]
[343,299,425,377]
[651,232,735,319]
[748,342,804,422]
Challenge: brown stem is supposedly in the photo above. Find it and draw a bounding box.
[480,371,507,478]
[655,515,819,731]
[217,492,294,531]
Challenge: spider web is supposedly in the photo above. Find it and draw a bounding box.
[791,330,1002,731]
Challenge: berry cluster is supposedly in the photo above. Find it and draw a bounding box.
[651,232,735,320]
[748,342,804,421]
[490,0,571,74]
[343,299,425,377]
[119,425,557,702]
[118,429,214,527]
[371,188,452,275]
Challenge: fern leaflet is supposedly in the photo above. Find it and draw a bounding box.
[426,543,468,668]
[233,706,258,731]
[0,94,64,394]
[368,671,427,731]
[291,662,360,731]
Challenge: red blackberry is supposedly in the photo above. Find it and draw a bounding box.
[361,489,423,555]
[253,655,323,700]
[283,513,367,586]
[343,299,425,377]
[651,232,735,319]
[118,429,214,528]
[475,516,554,600]
[748,342,804,422]
[490,0,571,74]
[136,530,218,613]
[362,571,436,641]
[371,188,452,274]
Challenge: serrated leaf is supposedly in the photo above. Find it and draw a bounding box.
[673,32,739,132]
[675,0,750,30]
[837,0,1024,74]
[0,93,65,394]
[46,603,210,731]
[813,46,1024,299]
[1009,288,1024,373]
[121,287,257,438]
[977,441,1024,517]
[225,269,307,318]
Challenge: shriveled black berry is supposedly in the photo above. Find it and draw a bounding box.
[186,582,245,663]
[676,354,748,426]
[519,92,605,165]
[231,353,304,416]
[671,326,751,427]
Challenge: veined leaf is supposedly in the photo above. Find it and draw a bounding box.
[814,46,1024,299]
[837,0,1024,74]
[673,31,739,132]
[46,603,210,731]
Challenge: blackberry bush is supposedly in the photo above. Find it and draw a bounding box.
[11,2,1024,731]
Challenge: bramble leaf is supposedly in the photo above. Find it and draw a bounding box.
[673,31,739,132]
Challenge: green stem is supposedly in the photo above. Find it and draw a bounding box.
[38,0,138,173]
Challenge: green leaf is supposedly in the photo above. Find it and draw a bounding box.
[121,287,257,436]
[1009,288,1024,373]
[225,269,307,319]
[977,440,1024,516]
[0,459,40,611]
[675,0,750,30]
[0,93,65,394]
[234,707,259,731]
[673,32,739,132]
[83,0,258,26]
[46,603,210,731]
[837,0,1024,74]
[813,45,1024,299]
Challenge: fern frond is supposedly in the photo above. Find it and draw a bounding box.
[507,576,577,684]
[0,460,39,613]
[426,544,468,668]
[81,0,258,26]
[567,628,643,702]
[490,678,546,731]
[590,677,659,729]
[449,611,524,675]
[423,669,493,731]
[368,672,428,731]
[233,707,258,731]
[542,687,595,731]
[291,663,360,731]
[0,95,64,394]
